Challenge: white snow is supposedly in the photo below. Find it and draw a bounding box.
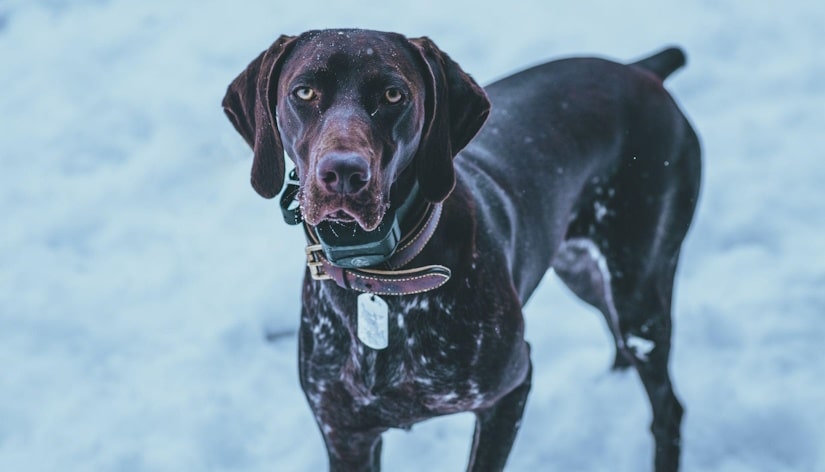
[626,335,655,362]
[2,0,824,471]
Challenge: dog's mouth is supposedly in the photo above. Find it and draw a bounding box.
[300,192,387,232]
[295,164,389,231]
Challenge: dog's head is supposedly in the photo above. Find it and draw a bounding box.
[222,29,490,231]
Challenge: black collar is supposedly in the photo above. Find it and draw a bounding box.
[279,170,451,295]
[280,170,430,269]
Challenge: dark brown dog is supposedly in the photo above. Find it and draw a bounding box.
[223,29,700,471]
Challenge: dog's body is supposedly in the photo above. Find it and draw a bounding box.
[224,29,700,472]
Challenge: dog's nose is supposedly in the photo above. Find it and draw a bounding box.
[316,153,371,195]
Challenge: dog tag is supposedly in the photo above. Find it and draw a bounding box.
[357,293,389,350]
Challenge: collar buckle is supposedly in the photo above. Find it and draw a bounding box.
[305,244,332,281]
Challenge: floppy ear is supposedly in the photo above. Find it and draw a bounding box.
[408,37,491,203]
[222,35,296,199]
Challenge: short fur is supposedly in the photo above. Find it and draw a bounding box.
[223,29,700,472]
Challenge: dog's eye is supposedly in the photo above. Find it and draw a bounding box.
[383,88,404,104]
[294,87,316,101]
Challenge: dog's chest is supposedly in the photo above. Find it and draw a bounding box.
[300,293,494,416]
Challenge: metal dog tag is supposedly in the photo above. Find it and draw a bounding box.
[357,293,389,350]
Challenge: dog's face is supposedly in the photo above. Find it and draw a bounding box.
[222,29,491,231]
[276,30,426,231]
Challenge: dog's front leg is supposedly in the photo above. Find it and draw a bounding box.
[299,312,385,471]
[319,426,383,472]
[466,357,533,472]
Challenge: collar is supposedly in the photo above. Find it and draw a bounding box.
[304,202,451,296]
[280,169,451,295]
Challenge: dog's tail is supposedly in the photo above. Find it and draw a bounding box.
[631,46,686,81]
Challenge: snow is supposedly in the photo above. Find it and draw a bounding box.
[2,0,824,470]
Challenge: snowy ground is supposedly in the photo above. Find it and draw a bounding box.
[2,0,823,470]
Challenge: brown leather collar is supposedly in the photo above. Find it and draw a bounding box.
[304,203,451,295]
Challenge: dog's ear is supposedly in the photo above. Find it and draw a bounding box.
[222,35,296,199]
[408,37,491,203]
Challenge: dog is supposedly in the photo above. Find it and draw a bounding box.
[223,29,701,471]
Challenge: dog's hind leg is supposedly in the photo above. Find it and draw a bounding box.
[611,262,684,472]
[466,356,532,472]
[554,128,700,471]
[552,237,629,369]
[554,232,686,472]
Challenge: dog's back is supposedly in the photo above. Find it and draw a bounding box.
[457,50,700,304]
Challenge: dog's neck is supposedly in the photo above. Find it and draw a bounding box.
[281,170,451,295]
[314,179,424,268]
